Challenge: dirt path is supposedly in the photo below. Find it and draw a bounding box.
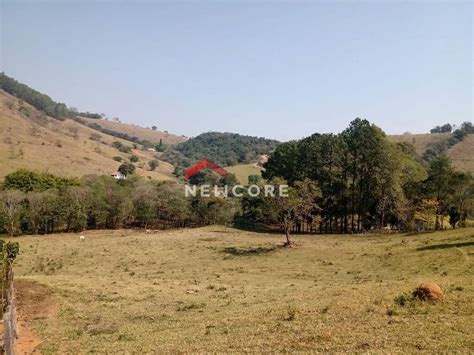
[14,280,59,354]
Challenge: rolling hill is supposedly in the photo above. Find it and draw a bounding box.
[0,90,176,180]
[161,132,280,168]
[447,134,474,173]
[388,133,451,156]
[389,132,474,174]
[0,72,472,181]
[81,117,187,145]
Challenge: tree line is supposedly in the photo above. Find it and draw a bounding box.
[1,73,69,120]
[258,118,474,234]
[1,73,102,121]
[423,122,474,162]
[0,119,473,241]
[0,171,237,237]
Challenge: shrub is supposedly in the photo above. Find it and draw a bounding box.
[130,155,139,163]
[283,306,297,321]
[148,159,159,171]
[386,308,398,316]
[112,141,132,154]
[113,156,122,162]
[394,292,414,306]
[118,162,136,176]
[19,106,30,117]
[89,133,102,142]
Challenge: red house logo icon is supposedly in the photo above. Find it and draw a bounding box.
[184,159,229,180]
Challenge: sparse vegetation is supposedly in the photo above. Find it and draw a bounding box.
[148,159,159,171]
[89,133,102,142]
[112,141,132,153]
[1,73,69,120]
[12,227,474,352]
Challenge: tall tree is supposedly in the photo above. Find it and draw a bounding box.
[426,154,454,229]
[0,190,24,236]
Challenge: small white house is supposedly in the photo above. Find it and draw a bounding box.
[147,148,156,152]
[111,171,126,180]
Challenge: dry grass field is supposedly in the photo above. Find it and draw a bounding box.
[448,134,474,174]
[12,227,474,353]
[0,90,175,181]
[82,117,187,145]
[388,133,451,156]
[225,163,263,184]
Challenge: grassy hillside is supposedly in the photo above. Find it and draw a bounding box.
[448,134,474,173]
[388,133,451,156]
[13,227,474,352]
[226,163,263,185]
[389,132,474,173]
[82,117,187,145]
[0,90,175,180]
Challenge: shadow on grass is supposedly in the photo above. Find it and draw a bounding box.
[222,246,277,256]
[232,223,282,235]
[417,241,474,251]
[404,231,438,237]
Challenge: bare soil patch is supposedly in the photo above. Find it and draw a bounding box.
[14,280,58,354]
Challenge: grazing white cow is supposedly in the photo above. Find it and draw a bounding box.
[79,235,86,241]
[146,229,151,234]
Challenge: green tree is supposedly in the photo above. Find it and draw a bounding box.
[3,169,79,192]
[148,159,159,171]
[447,172,474,228]
[118,162,136,177]
[0,190,24,236]
[263,178,321,246]
[155,182,191,228]
[26,190,60,234]
[426,154,454,229]
[62,187,90,232]
[132,182,158,228]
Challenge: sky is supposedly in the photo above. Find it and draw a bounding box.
[1,1,472,141]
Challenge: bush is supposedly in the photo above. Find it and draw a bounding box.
[19,106,31,117]
[118,162,136,176]
[3,169,79,192]
[394,292,414,306]
[113,156,122,162]
[283,306,297,321]
[148,159,159,171]
[112,141,132,154]
[130,155,139,163]
[89,133,102,142]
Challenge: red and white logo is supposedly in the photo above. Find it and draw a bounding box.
[184,159,228,180]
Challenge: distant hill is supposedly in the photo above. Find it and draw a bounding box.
[0,90,175,180]
[388,133,451,156]
[81,117,187,146]
[161,132,280,169]
[1,73,472,178]
[447,134,474,173]
[389,132,474,174]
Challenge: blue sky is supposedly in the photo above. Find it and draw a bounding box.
[1,1,472,141]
